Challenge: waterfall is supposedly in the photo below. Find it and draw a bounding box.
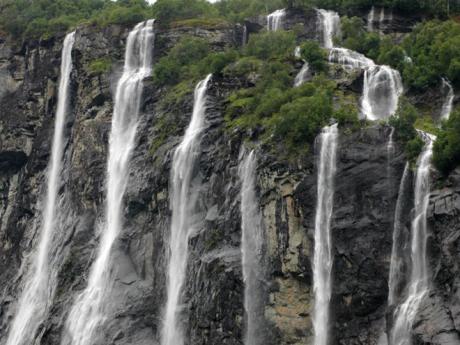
[312,124,338,345]
[388,163,410,306]
[294,62,310,87]
[61,20,155,345]
[5,31,75,345]
[390,133,435,345]
[242,24,248,46]
[367,6,376,32]
[294,46,301,58]
[267,9,285,31]
[161,74,212,345]
[361,65,403,121]
[239,150,265,345]
[317,9,341,49]
[317,8,402,121]
[328,47,375,69]
[440,78,454,120]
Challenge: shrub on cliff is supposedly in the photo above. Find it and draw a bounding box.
[433,109,460,176]
[389,98,426,162]
[299,40,328,73]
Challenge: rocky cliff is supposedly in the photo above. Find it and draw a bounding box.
[0,8,458,345]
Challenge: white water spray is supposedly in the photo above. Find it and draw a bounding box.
[5,31,75,345]
[61,20,155,345]
[361,65,403,121]
[161,74,212,345]
[390,133,435,345]
[294,62,310,87]
[239,150,265,345]
[440,78,454,121]
[267,9,285,31]
[329,47,375,69]
[317,9,340,49]
[312,124,338,345]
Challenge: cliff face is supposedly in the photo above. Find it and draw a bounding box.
[0,8,458,345]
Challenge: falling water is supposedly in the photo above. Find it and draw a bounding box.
[361,65,403,121]
[312,124,338,345]
[317,9,341,49]
[267,9,285,31]
[239,150,265,345]
[390,133,435,345]
[328,47,375,69]
[388,163,410,306]
[5,31,75,345]
[294,62,310,87]
[242,24,248,46]
[61,20,155,345]
[317,8,402,122]
[367,6,376,32]
[440,78,454,120]
[161,74,212,345]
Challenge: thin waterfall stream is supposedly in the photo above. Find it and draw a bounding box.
[61,20,155,345]
[239,150,265,345]
[5,31,75,345]
[161,74,212,345]
[390,133,435,345]
[441,78,454,121]
[312,124,338,345]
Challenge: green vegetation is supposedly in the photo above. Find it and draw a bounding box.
[299,40,328,72]
[389,99,424,163]
[433,109,460,176]
[88,57,112,75]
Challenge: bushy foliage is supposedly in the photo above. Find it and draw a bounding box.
[299,40,328,72]
[153,37,238,86]
[433,109,460,175]
[151,0,217,27]
[402,20,460,90]
[244,31,296,60]
[389,98,424,162]
[0,0,152,39]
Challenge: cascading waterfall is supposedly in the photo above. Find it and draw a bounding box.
[312,124,338,345]
[267,9,285,31]
[390,133,435,345]
[239,150,265,345]
[61,20,155,345]
[440,78,454,120]
[318,8,402,121]
[328,47,375,69]
[361,65,403,121]
[388,163,410,306]
[317,9,341,49]
[161,74,212,345]
[5,31,75,345]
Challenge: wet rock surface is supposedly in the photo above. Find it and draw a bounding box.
[0,9,457,345]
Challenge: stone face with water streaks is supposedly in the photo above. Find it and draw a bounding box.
[0,8,459,345]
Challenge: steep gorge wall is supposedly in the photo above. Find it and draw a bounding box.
[0,9,458,345]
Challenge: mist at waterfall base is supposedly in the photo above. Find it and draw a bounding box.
[312,124,338,345]
[4,31,75,345]
[60,20,155,345]
[161,74,212,345]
